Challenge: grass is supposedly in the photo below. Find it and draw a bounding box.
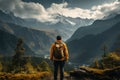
[80,66,105,74]
[0,72,52,80]
[80,65,120,75]
[108,52,120,60]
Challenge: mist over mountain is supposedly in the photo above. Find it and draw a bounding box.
[67,15,120,65]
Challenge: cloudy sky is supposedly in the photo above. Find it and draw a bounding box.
[0,0,120,23]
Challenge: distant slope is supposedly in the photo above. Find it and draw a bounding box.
[111,35,120,52]
[67,21,120,65]
[0,21,56,56]
[68,14,120,42]
[0,29,34,56]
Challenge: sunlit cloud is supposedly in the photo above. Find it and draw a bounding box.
[0,0,120,23]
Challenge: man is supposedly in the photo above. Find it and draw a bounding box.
[50,36,69,80]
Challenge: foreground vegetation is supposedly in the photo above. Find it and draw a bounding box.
[0,38,120,80]
[0,56,53,80]
[0,72,51,80]
[0,38,73,80]
[70,52,120,80]
[0,38,53,80]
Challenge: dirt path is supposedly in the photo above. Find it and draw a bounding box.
[50,75,75,80]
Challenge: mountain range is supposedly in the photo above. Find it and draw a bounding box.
[67,14,120,65]
[0,10,93,41]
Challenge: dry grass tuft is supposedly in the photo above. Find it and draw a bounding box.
[0,72,52,80]
[80,66,104,74]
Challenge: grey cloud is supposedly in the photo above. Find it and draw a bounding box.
[0,0,18,13]
[13,2,43,18]
[0,0,120,23]
[91,1,120,19]
[0,0,50,22]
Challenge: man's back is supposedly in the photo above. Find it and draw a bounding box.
[50,40,69,61]
[50,36,69,80]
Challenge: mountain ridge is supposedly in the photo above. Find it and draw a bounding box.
[67,16,120,65]
[67,14,120,42]
[0,10,93,41]
[0,21,56,57]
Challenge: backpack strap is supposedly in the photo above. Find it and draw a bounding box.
[54,42,64,48]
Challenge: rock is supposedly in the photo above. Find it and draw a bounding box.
[70,66,120,80]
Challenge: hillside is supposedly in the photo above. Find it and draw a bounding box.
[0,21,56,56]
[67,21,120,65]
[68,14,120,42]
[0,29,34,56]
[70,52,120,80]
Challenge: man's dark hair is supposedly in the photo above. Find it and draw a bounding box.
[56,36,62,40]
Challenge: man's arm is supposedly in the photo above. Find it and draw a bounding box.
[64,43,69,61]
[50,44,54,60]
